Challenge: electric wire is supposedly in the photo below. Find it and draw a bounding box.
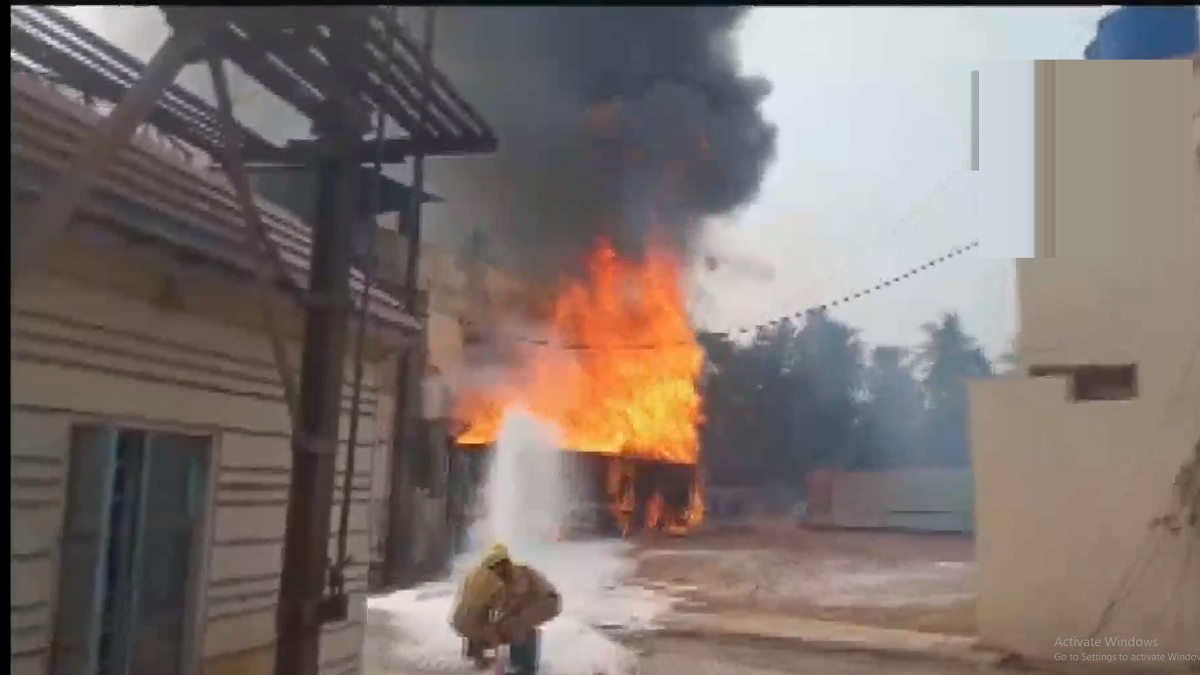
[764,167,969,327]
[509,239,981,351]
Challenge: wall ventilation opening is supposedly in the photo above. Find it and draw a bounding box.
[1029,364,1139,401]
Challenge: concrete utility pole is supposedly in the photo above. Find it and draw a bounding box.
[274,97,367,675]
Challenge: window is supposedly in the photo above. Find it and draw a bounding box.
[1029,364,1139,401]
[51,426,210,675]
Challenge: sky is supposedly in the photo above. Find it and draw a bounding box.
[57,6,1109,360]
[695,6,1108,359]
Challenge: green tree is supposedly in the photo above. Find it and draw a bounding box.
[699,320,812,488]
[858,346,926,469]
[702,312,864,485]
[752,318,811,483]
[701,311,992,490]
[915,312,993,467]
[698,330,771,486]
[790,311,865,470]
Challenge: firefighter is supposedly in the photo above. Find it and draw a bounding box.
[451,543,562,675]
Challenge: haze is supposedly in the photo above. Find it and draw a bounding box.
[61,5,1108,358]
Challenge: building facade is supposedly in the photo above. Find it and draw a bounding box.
[11,75,412,675]
[968,58,1200,664]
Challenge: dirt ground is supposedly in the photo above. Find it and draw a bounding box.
[383,635,1037,675]
[631,635,1038,675]
[632,519,979,636]
[381,634,1032,672]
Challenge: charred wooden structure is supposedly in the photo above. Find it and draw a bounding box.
[11,7,495,675]
[449,444,700,542]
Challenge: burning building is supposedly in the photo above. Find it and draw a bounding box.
[427,8,775,539]
[453,241,708,536]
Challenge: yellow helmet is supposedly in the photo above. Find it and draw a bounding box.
[481,543,510,569]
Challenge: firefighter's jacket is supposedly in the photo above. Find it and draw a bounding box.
[451,563,561,643]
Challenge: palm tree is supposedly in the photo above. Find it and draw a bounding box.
[915,313,993,467]
[859,346,927,469]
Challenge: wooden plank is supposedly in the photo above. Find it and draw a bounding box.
[14,6,275,155]
[209,56,302,422]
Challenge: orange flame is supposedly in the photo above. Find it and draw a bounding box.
[645,491,666,531]
[456,240,704,465]
[606,460,637,537]
[685,475,706,528]
[456,240,707,532]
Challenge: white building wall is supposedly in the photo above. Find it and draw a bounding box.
[1032,60,1197,260]
[970,58,1200,666]
[826,468,975,533]
[11,269,383,675]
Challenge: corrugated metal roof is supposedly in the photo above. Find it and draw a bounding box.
[12,73,420,335]
[11,5,279,164]
[157,6,498,158]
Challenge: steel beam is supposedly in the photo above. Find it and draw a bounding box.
[11,29,202,288]
[279,135,497,163]
[209,57,302,423]
[401,7,437,309]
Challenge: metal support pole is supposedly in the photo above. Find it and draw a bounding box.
[11,29,201,287]
[384,6,437,588]
[274,103,361,675]
[402,7,436,307]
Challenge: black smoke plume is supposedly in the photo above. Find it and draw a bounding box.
[423,7,777,280]
[43,7,775,280]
